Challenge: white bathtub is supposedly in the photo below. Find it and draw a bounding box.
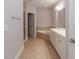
[37,30,50,35]
[36,29,50,40]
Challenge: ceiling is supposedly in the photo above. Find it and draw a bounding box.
[26,0,59,8]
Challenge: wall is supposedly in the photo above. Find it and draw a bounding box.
[4,0,23,59]
[36,8,53,28]
[51,7,57,27]
[25,1,36,39]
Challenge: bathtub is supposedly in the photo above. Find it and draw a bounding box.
[37,30,50,35]
[36,29,50,40]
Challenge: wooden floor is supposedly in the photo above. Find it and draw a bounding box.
[19,38,60,59]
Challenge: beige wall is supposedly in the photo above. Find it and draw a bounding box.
[36,8,53,28]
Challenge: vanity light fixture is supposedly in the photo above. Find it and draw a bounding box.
[55,3,65,11]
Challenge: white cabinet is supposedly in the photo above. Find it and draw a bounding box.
[50,30,65,59]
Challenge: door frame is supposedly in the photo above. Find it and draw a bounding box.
[27,12,36,39]
[65,0,75,59]
[23,12,26,40]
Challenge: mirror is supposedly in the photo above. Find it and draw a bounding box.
[57,8,66,28]
[54,2,66,28]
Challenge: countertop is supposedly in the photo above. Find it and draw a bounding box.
[50,28,66,37]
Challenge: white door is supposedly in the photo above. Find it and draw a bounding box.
[66,0,75,59]
[4,0,23,59]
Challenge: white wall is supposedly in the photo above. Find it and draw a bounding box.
[36,8,53,28]
[25,1,36,39]
[4,0,23,59]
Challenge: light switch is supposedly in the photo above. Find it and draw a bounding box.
[4,24,8,32]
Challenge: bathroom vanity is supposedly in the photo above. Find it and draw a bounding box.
[50,28,66,59]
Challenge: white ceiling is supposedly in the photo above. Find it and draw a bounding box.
[26,0,59,8]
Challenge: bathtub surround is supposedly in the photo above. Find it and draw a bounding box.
[37,32,50,41]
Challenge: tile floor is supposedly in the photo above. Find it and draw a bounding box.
[19,38,60,59]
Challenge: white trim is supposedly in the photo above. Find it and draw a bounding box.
[14,45,24,59]
[25,35,28,40]
[23,38,28,43]
[23,35,28,43]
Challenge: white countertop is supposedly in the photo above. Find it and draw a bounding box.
[50,28,66,37]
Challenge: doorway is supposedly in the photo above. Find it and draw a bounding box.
[28,13,35,39]
[23,12,26,40]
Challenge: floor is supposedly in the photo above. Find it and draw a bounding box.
[19,37,60,59]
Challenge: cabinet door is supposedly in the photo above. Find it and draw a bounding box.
[4,0,23,59]
[55,33,65,59]
[53,32,58,49]
[50,30,65,59]
[50,31,54,46]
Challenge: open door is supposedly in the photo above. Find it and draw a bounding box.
[66,0,75,59]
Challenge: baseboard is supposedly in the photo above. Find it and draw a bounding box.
[25,35,28,40]
[23,39,28,43]
[14,45,24,59]
[23,35,28,43]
